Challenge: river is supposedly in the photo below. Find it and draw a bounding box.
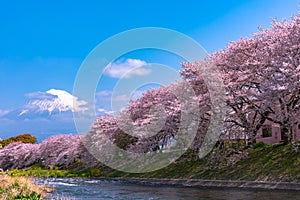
[38,178,300,200]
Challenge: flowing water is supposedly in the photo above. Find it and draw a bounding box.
[38,178,300,200]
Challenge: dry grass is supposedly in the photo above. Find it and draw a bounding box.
[0,174,52,199]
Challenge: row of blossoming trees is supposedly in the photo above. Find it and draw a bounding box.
[1,13,299,171]
[89,14,300,156]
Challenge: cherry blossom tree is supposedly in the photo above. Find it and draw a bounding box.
[214,14,300,144]
[180,14,300,145]
[210,38,272,145]
[0,135,101,170]
[253,16,300,143]
[88,81,207,154]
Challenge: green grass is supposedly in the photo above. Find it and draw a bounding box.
[7,164,101,178]
[8,142,300,182]
[0,175,51,200]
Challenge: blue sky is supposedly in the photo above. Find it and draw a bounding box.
[0,0,298,140]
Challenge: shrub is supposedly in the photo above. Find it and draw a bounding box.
[90,168,101,177]
[253,142,267,149]
[0,134,37,148]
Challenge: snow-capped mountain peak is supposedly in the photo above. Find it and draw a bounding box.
[1,89,89,120]
[29,89,88,114]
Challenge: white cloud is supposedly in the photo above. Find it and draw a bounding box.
[0,109,9,116]
[95,91,112,98]
[96,90,145,102]
[111,94,130,102]
[95,89,150,116]
[95,89,147,113]
[96,91,130,103]
[95,91,131,116]
[104,58,151,78]
[97,108,115,116]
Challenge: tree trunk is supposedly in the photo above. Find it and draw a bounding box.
[281,125,290,144]
[245,129,257,147]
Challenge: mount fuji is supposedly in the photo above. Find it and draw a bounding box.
[2,89,89,120]
[0,89,90,141]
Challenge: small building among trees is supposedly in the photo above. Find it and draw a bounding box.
[256,121,300,144]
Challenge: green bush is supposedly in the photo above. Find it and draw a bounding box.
[253,141,267,149]
[0,134,37,148]
[90,168,101,177]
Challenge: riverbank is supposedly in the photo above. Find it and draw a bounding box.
[0,174,52,199]
[6,141,300,185]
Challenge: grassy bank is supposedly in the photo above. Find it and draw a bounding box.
[139,142,300,182]
[0,174,52,200]
[7,142,300,183]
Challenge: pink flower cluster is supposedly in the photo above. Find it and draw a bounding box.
[0,135,100,170]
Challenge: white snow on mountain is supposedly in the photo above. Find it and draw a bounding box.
[2,89,89,119]
[28,89,88,114]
